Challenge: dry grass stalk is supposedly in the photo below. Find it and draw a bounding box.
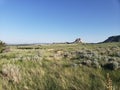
[106,73,113,90]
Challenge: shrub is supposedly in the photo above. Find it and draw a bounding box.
[103,61,119,70]
[92,60,101,69]
[2,64,21,83]
[116,52,120,57]
[0,40,6,53]
[81,60,92,67]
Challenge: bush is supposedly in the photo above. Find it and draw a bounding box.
[103,61,119,70]
[0,40,6,53]
[92,60,101,69]
[81,60,92,67]
[2,64,21,83]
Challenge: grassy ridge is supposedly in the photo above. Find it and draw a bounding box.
[0,43,120,90]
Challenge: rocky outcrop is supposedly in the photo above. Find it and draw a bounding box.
[73,38,82,43]
[103,35,120,43]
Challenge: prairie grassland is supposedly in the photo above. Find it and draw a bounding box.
[0,43,120,90]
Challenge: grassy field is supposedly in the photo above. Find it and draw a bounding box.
[0,43,120,90]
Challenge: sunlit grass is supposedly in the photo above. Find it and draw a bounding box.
[0,43,120,90]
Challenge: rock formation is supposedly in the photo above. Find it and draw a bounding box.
[103,35,120,43]
[73,38,82,43]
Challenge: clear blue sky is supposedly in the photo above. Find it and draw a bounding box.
[0,0,120,44]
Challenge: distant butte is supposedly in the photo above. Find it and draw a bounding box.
[73,38,82,43]
[103,35,120,43]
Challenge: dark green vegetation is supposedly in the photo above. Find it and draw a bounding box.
[0,42,120,90]
[0,41,6,53]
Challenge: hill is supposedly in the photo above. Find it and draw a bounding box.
[103,35,120,43]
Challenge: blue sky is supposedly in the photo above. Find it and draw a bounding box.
[0,0,120,44]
